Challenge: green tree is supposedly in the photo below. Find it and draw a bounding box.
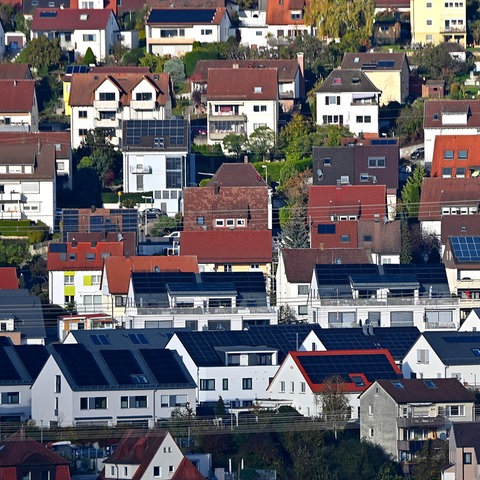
[247,126,276,161]
[27,221,49,244]
[123,47,144,66]
[15,36,62,76]
[0,239,30,267]
[395,99,425,146]
[163,58,186,86]
[222,133,247,159]
[280,204,309,248]
[139,53,169,73]
[401,165,425,219]
[82,47,97,66]
[150,216,181,237]
[215,396,227,417]
[400,220,412,264]
[410,440,449,480]
[277,304,300,324]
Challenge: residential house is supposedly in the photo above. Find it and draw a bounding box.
[264,0,312,45]
[0,21,6,61]
[410,0,466,46]
[431,135,480,179]
[57,313,115,341]
[0,80,38,133]
[422,80,446,98]
[145,8,231,56]
[443,422,480,480]
[190,55,305,112]
[0,433,71,480]
[122,119,187,216]
[340,52,410,106]
[315,69,381,137]
[206,68,279,144]
[402,331,480,386]
[47,241,124,312]
[101,255,199,323]
[31,342,196,427]
[30,9,120,63]
[5,32,27,53]
[360,378,475,462]
[125,271,276,330]
[307,263,459,330]
[458,308,480,331]
[0,131,73,191]
[0,64,32,80]
[69,71,174,148]
[23,0,72,16]
[275,248,372,318]
[99,430,206,480]
[0,290,47,344]
[0,338,48,422]
[418,178,480,238]
[423,100,480,163]
[266,349,402,419]
[0,267,18,290]
[373,16,405,46]
[308,184,399,261]
[312,139,399,189]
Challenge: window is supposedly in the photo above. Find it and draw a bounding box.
[64,274,74,285]
[368,157,386,168]
[169,466,174,474]
[81,397,107,409]
[298,285,309,295]
[200,379,215,390]
[368,405,374,416]
[290,381,295,393]
[153,467,161,477]
[215,219,224,227]
[364,235,373,242]
[222,378,228,390]
[99,111,116,120]
[134,396,147,408]
[326,95,340,105]
[417,349,429,364]
[442,168,452,177]
[323,157,331,166]
[79,129,88,136]
[340,235,350,243]
[456,167,466,177]
[196,216,205,225]
[280,381,285,392]
[80,397,88,410]
[448,405,465,416]
[223,264,232,272]
[236,219,246,227]
[369,428,374,437]
[254,86,262,94]
[242,378,252,390]
[86,253,96,261]
[55,375,61,393]
[226,219,234,227]
[444,150,454,159]
[79,110,87,118]
[99,92,115,101]
[91,275,101,285]
[426,19,432,25]
[253,105,267,112]
[166,157,182,189]
[464,452,472,464]
[356,115,371,123]
[458,150,468,159]
[201,28,213,34]
[318,224,336,234]
[300,382,306,393]
[121,397,128,408]
[135,92,152,101]
[83,34,96,41]
[426,1,432,5]
[298,305,308,315]
[1,392,19,404]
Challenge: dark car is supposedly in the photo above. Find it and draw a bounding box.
[410,147,425,160]
[141,208,165,219]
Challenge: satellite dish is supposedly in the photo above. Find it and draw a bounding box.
[372,175,378,184]
[439,433,447,440]
[472,170,480,178]
[117,233,124,241]
[317,168,324,181]
[154,266,160,273]
[335,258,342,264]
[383,215,389,225]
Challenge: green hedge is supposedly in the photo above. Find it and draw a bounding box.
[102,191,154,206]
[0,220,32,236]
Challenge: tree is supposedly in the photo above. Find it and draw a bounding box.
[400,220,412,264]
[0,239,31,267]
[215,396,227,417]
[277,304,299,324]
[315,375,350,439]
[222,133,246,159]
[395,98,424,146]
[163,58,186,86]
[139,53,169,73]
[150,216,181,236]
[82,47,97,66]
[410,440,449,480]
[280,204,309,248]
[247,126,276,161]
[401,165,425,219]
[15,36,62,76]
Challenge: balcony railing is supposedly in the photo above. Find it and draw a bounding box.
[0,192,24,203]
[93,100,120,111]
[319,296,459,306]
[129,165,152,174]
[133,306,276,316]
[440,26,466,33]
[94,118,119,128]
[397,415,446,428]
[130,100,156,111]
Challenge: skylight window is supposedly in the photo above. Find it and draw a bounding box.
[392,381,404,389]
[472,348,480,356]
[424,380,437,388]
[80,13,89,20]
[254,86,262,94]
[350,375,365,387]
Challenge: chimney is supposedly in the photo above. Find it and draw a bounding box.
[243,155,248,163]
[233,63,239,69]
[13,80,17,87]
[297,52,305,98]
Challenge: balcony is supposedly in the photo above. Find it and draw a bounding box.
[209,113,247,121]
[440,25,466,33]
[94,117,119,128]
[397,415,446,428]
[398,438,444,453]
[130,100,156,111]
[94,100,120,111]
[319,296,459,307]
[0,192,25,203]
[130,165,152,174]
[134,306,276,316]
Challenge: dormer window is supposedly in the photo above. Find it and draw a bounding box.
[352,77,360,84]
[254,86,262,94]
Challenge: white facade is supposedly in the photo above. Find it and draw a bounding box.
[424,126,478,164]
[31,355,196,427]
[316,90,379,137]
[0,385,32,422]
[0,21,5,60]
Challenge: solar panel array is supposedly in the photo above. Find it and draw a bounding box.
[66,65,89,74]
[140,349,193,385]
[315,264,378,289]
[371,138,396,145]
[100,349,144,385]
[123,119,187,147]
[451,236,480,263]
[53,344,108,387]
[297,353,400,384]
[148,9,216,23]
[14,345,49,379]
[0,347,21,381]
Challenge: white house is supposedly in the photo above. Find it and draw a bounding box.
[30,9,120,63]
[315,68,381,137]
[69,70,173,149]
[146,8,232,56]
[31,343,197,428]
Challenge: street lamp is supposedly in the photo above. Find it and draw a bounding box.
[262,164,268,186]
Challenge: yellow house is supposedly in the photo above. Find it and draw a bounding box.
[410,0,466,46]
[341,52,410,106]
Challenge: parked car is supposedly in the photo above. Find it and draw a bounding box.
[410,147,425,160]
[141,208,166,219]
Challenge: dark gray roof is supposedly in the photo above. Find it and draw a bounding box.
[0,341,48,385]
[147,8,218,24]
[452,422,480,461]
[422,331,480,365]
[49,343,195,391]
[317,69,381,94]
[0,289,46,341]
[341,52,408,71]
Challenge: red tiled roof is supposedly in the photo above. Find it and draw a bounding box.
[0,267,19,289]
[418,178,480,221]
[0,132,70,158]
[172,457,207,480]
[103,255,199,294]
[210,163,267,187]
[47,242,124,271]
[69,72,171,107]
[180,230,272,263]
[424,100,480,129]
[0,80,36,113]
[266,0,309,25]
[31,8,114,31]
[66,232,137,259]
[0,64,32,80]
[206,68,278,101]
[431,135,480,178]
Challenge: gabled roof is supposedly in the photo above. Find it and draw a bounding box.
[357,220,402,255]
[50,343,195,390]
[211,163,267,187]
[0,433,71,467]
[147,8,227,25]
[431,135,480,178]
[69,72,171,107]
[103,255,199,295]
[0,80,36,112]
[341,52,408,71]
[421,331,480,366]
[290,349,401,393]
[191,59,300,83]
[0,63,32,80]
[308,184,387,222]
[418,178,480,221]
[316,69,381,94]
[31,8,115,31]
[266,0,309,25]
[180,230,272,263]
[47,241,124,271]
[451,422,480,461]
[424,100,480,129]
[280,248,372,284]
[0,341,48,385]
[376,378,475,403]
[172,457,207,480]
[441,216,480,246]
[0,267,18,289]
[206,68,278,101]
[0,132,70,159]
[66,232,137,259]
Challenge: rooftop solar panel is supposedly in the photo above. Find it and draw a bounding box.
[148,9,216,24]
[123,119,187,148]
[0,347,21,382]
[100,349,145,385]
[140,349,193,385]
[451,236,480,263]
[14,345,49,379]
